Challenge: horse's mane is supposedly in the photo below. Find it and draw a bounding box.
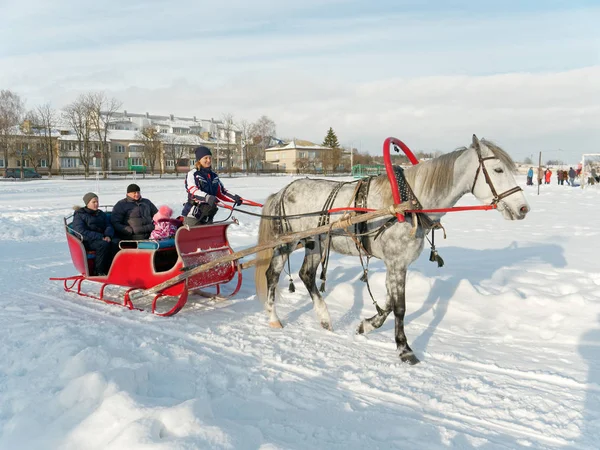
[373,139,517,203]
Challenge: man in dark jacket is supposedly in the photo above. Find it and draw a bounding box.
[72,192,118,276]
[568,167,576,186]
[111,184,158,240]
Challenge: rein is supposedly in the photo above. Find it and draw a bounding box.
[224,134,523,219]
[470,142,523,205]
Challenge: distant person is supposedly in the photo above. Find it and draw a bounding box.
[568,167,576,186]
[150,205,181,240]
[111,183,158,240]
[181,146,243,226]
[544,168,552,184]
[527,167,534,186]
[537,167,544,186]
[72,192,118,276]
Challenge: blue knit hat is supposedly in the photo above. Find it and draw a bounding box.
[195,146,212,161]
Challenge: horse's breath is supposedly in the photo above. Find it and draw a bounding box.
[255,135,529,364]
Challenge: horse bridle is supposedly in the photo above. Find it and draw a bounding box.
[470,146,523,206]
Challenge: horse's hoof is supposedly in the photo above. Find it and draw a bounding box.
[357,320,374,335]
[269,320,283,328]
[400,352,420,365]
[320,321,333,331]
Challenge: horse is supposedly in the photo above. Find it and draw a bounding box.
[254,135,529,364]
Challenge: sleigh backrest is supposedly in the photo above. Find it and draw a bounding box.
[64,216,92,276]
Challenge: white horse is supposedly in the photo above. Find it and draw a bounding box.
[255,135,529,364]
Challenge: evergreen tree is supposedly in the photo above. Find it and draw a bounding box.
[322,127,340,148]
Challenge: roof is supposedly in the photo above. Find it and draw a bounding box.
[57,129,211,145]
[265,139,331,152]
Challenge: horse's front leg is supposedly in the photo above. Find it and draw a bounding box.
[389,267,419,364]
[357,306,391,334]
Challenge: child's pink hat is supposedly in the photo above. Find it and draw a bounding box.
[153,205,173,222]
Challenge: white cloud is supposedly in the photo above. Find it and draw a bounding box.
[1,1,598,161]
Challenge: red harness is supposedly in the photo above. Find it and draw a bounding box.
[223,136,521,220]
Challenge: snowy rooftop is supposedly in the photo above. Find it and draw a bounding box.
[265,139,330,152]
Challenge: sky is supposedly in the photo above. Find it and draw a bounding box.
[1,171,600,448]
[1,0,599,162]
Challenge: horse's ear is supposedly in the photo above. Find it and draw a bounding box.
[472,134,480,150]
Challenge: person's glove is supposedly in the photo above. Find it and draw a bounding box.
[232,194,243,207]
[205,195,217,208]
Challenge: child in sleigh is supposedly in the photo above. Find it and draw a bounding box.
[150,205,182,240]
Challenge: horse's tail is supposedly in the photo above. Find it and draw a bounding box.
[255,194,277,304]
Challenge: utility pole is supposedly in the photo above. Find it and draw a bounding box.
[537,151,542,196]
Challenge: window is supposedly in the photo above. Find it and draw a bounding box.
[0,159,4,168]
[309,151,316,159]
[61,142,77,152]
[166,160,175,168]
[40,159,47,168]
[130,157,142,166]
[61,158,79,168]
[116,159,125,168]
[115,144,125,153]
[298,151,307,158]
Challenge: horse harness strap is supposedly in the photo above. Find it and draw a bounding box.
[354,177,373,255]
[386,166,439,233]
[316,180,360,291]
[471,155,523,204]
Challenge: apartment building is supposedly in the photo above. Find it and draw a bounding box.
[1,112,242,175]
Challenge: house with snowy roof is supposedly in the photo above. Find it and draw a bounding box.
[264,139,349,173]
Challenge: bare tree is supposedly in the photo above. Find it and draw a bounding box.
[28,104,58,176]
[237,119,253,172]
[88,92,122,178]
[19,113,39,171]
[295,157,312,173]
[249,115,276,172]
[137,126,162,176]
[162,133,187,177]
[352,150,373,165]
[0,90,25,174]
[63,94,95,176]
[221,113,235,176]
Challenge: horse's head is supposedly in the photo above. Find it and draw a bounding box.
[470,135,530,220]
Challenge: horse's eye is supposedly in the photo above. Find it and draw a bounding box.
[494,168,504,173]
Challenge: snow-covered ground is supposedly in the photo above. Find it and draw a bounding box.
[1,174,599,449]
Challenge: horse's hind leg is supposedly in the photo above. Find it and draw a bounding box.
[299,241,333,331]
[264,247,290,328]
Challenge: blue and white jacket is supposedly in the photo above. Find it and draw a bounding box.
[182,167,237,216]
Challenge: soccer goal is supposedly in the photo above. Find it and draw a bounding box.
[581,154,600,189]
